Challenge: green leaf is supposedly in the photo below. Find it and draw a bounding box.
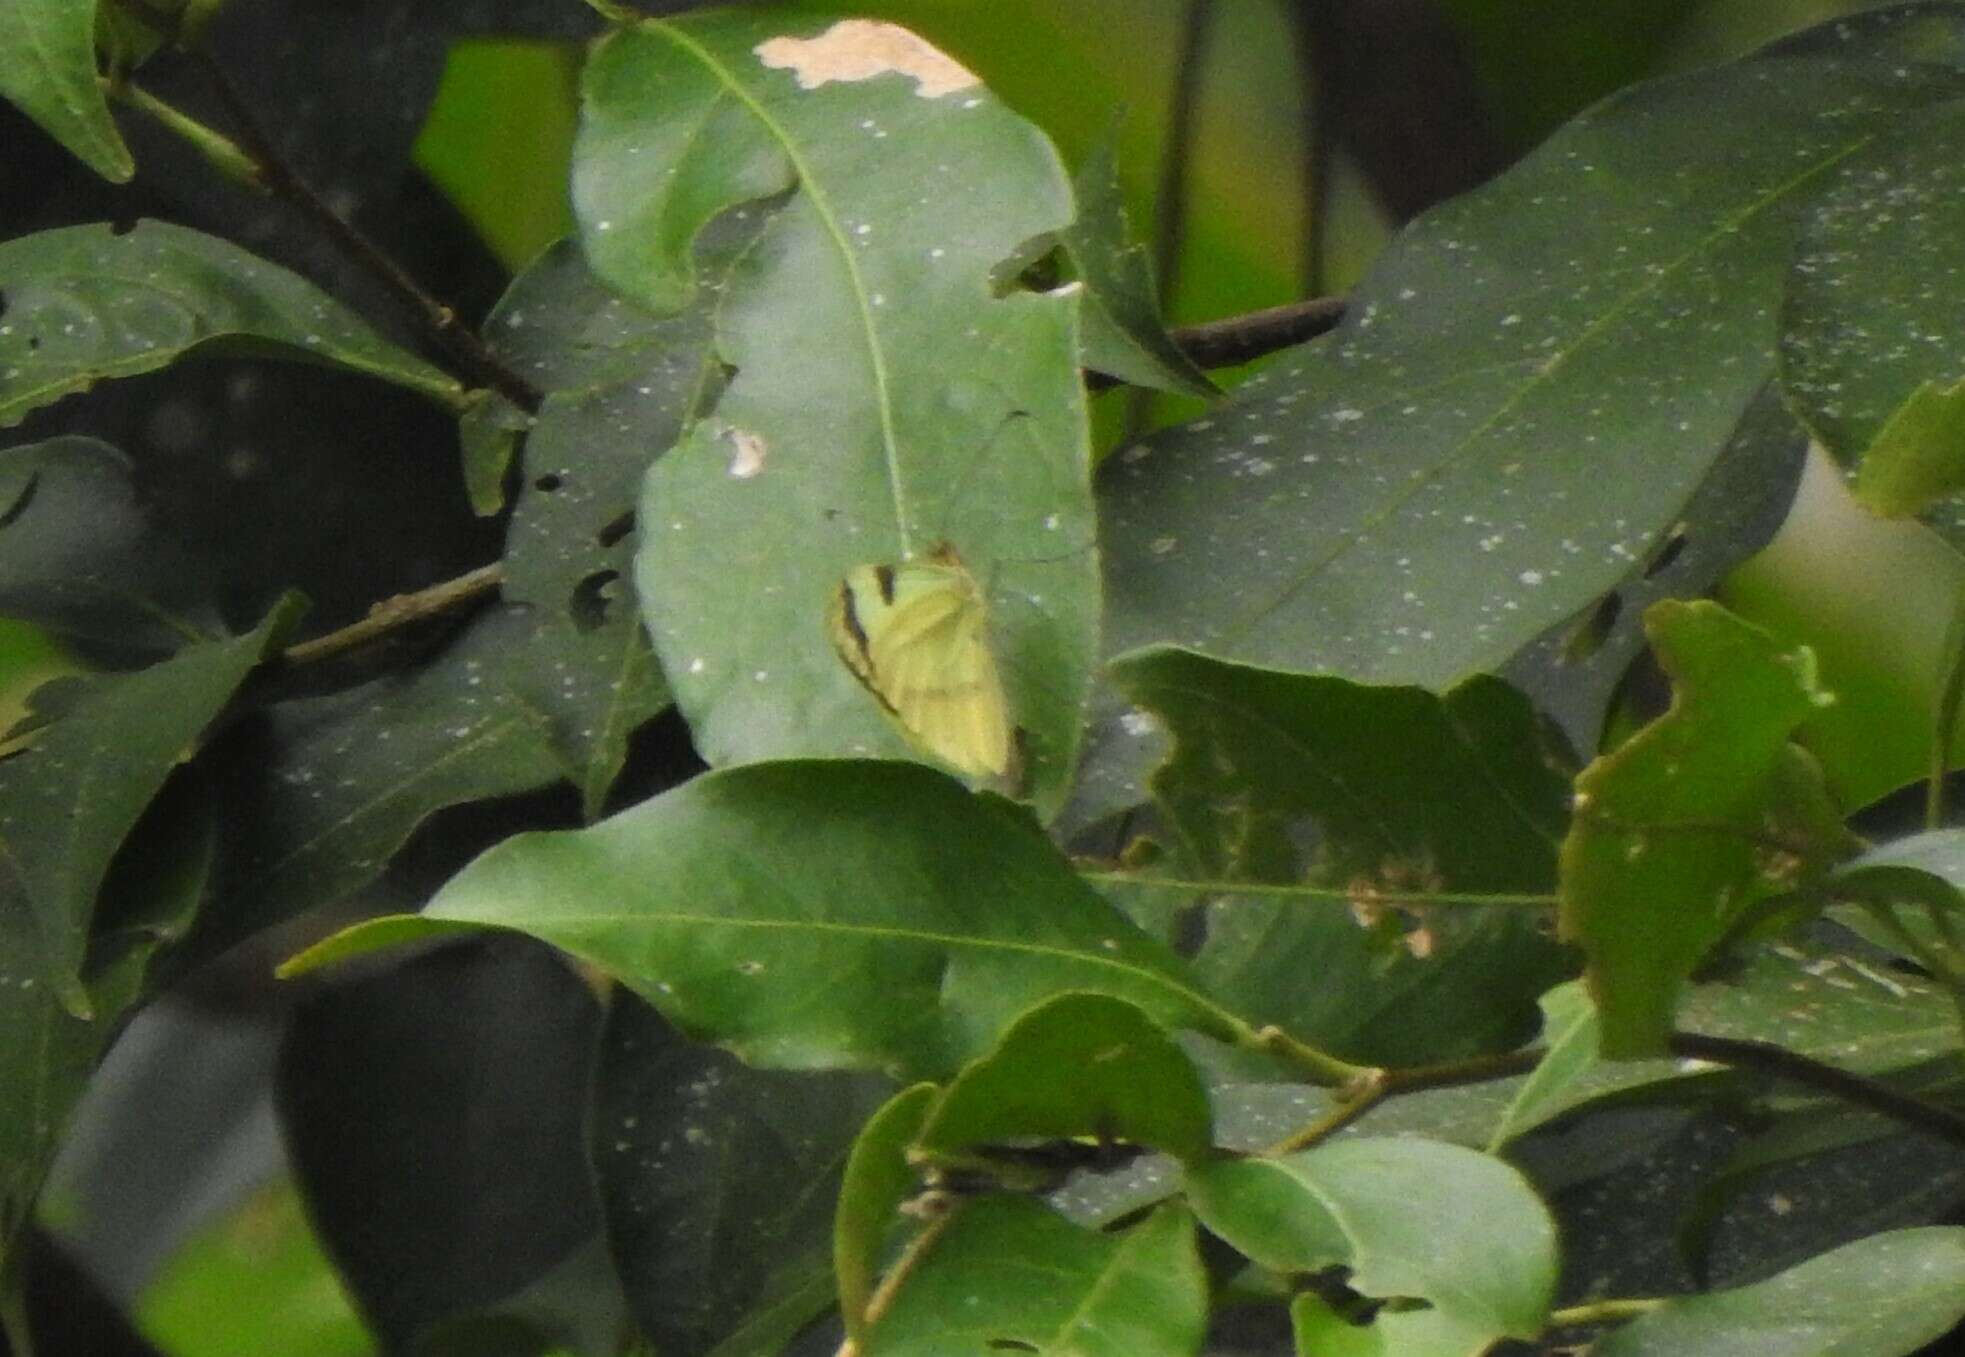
[1825,830,1965,973]
[1591,1227,1965,1357]
[1560,601,1841,1057]
[1101,36,1965,690]
[0,436,219,656]
[864,1198,1206,1357]
[1187,1139,1556,1352]
[1112,647,1573,1064]
[0,0,134,182]
[185,606,574,973]
[135,1180,370,1357]
[914,993,1213,1165]
[464,240,690,812]
[593,994,887,1355]
[0,595,300,1015]
[1063,137,1217,398]
[282,760,1244,1079]
[835,1084,937,1350]
[1852,375,1965,519]
[575,13,1097,815]
[1783,101,1965,487]
[0,220,463,428]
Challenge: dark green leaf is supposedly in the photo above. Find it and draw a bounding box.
[0,221,463,428]
[592,993,887,1356]
[1102,43,1965,691]
[0,595,300,1014]
[283,760,1245,1079]
[1112,647,1572,1064]
[1187,1139,1556,1351]
[0,436,218,657]
[0,0,133,182]
[1592,1227,1965,1357]
[1783,102,1965,496]
[185,605,573,971]
[1560,601,1840,1057]
[865,1198,1205,1357]
[914,993,1212,1165]
[1063,137,1217,398]
[276,938,604,1350]
[576,14,1097,815]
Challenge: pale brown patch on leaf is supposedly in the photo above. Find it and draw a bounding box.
[755,20,981,99]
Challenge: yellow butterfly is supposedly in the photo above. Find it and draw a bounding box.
[826,543,1011,779]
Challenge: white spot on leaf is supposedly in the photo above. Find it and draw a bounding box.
[728,428,768,479]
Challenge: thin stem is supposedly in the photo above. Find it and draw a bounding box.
[1667,1031,1965,1149]
[1263,1070,1389,1155]
[1250,1025,1376,1087]
[276,563,504,670]
[1262,1045,1544,1155]
[102,76,260,185]
[1080,870,1556,910]
[187,51,543,414]
[1547,1298,1666,1327]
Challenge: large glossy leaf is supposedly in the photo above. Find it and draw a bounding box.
[1592,1227,1965,1357]
[592,993,888,1357]
[1111,647,1572,1065]
[1560,601,1844,1057]
[575,13,1097,815]
[0,436,219,658]
[864,1198,1206,1357]
[1188,1138,1556,1354]
[0,0,133,182]
[0,221,463,428]
[0,596,300,1016]
[282,760,1245,1080]
[1783,100,1965,500]
[1100,25,1965,696]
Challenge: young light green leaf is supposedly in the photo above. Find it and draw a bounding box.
[1560,601,1842,1057]
[282,760,1245,1079]
[1187,1138,1556,1352]
[1592,1227,1965,1357]
[0,0,134,182]
[836,1085,937,1351]
[1851,375,1965,519]
[864,1198,1206,1357]
[913,993,1213,1166]
[0,221,463,428]
[0,594,302,1016]
[574,13,1096,816]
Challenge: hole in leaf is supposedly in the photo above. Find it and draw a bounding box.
[1641,525,1688,579]
[571,569,621,632]
[1561,591,1622,664]
[985,1341,1037,1352]
[988,236,1063,298]
[534,472,564,493]
[596,511,633,549]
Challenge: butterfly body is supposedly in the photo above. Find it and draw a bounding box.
[827,544,1011,779]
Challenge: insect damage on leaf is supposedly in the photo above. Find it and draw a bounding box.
[754,20,981,99]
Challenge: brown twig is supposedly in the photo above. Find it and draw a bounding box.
[1167,295,1347,370]
[186,50,543,414]
[1667,1031,1965,1149]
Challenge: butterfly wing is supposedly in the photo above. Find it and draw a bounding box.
[828,551,1011,778]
